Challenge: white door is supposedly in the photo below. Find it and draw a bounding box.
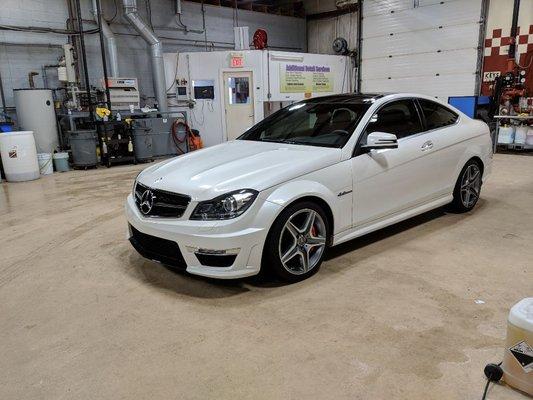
[351,99,440,227]
[361,0,483,100]
[223,71,254,141]
[416,98,463,195]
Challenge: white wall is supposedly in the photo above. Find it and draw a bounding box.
[485,0,532,37]
[165,49,350,147]
[0,0,307,111]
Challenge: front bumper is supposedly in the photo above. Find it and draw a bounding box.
[125,194,281,279]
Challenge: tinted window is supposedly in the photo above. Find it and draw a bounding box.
[364,99,423,139]
[239,102,370,148]
[418,99,458,130]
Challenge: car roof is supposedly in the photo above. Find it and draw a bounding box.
[304,93,391,104]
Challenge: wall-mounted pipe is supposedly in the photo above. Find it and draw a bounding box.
[507,0,521,71]
[356,0,362,93]
[74,0,94,119]
[91,0,119,77]
[123,0,167,112]
[95,0,112,111]
[0,67,7,113]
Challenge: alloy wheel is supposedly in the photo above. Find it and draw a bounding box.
[460,164,481,208]
[278,208,327,275]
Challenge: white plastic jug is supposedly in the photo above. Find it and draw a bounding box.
[514,125,528,145]
[526,127,533,146]
[498,125,515,144]
[502,298,533,395]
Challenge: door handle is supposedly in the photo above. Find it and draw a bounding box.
[421,140,433,151]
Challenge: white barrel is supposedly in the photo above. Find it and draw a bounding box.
[498,125,515,144]
[37,153,53,175]
[514,125,528,145]
[13,89,59,153]
[0,131,40,182]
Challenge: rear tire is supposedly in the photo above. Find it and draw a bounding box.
[450,159,483,213]
[263,201,330,282]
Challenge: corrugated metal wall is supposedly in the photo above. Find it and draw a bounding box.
[0,0,306,109]
[361,0,484,100]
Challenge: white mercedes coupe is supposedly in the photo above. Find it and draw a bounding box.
[126,93,492,282]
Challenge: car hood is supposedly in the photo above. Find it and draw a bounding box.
[138,140,341,200]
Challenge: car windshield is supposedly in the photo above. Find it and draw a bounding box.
[238,102,370,148]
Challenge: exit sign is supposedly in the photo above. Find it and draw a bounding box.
[230,54,244,68]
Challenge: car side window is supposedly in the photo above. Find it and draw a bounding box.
[418,99,458,130]
[364,99,423,140]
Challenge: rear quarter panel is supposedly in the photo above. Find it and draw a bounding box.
[450,117,493,185]
[431,113,492,194]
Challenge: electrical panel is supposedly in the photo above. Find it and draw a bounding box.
[176,86,188,100]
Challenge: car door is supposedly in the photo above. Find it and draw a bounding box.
[351,99,441,228]
[416,99,461,196]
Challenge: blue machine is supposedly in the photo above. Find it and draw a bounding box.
[448,96,491,118]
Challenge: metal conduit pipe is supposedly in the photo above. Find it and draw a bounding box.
[123,0,167,112]
[91,0,119,76]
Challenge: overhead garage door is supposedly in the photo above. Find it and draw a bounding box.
[361,0,484,100]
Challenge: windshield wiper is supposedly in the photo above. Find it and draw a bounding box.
[258,137,282,142]
[256,137,297,144]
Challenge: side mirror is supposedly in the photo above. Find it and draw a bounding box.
[362,132,398,150]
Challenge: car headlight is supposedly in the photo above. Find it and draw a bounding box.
[132,171,142,196]
[190,189,258,220]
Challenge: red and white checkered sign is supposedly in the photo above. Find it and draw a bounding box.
[481,24,533,95]
[484,25,533,57]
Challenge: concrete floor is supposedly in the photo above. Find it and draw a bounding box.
[0,153,531,400]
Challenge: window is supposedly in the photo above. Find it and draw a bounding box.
[227,77,250,104]
[193,80,215,99]
[364,99,423,140]
[418,99,458,130]
[239,102,370,148]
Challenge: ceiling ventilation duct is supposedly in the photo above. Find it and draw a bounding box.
[91,0,119,77]
[122,0,167,112]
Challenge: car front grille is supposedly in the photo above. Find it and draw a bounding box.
[134,182,191,218]
[129,224,186,268]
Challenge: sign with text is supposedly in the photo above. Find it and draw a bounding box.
[483,71,501,82]
[230,53,244,68]
[279,63,334,93]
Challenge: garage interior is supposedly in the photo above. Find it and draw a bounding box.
[0,0,532,399]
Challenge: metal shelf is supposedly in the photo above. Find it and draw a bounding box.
[494,115,532,121]
[497,143,533,151]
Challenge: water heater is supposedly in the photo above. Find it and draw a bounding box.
[14,89,59,153]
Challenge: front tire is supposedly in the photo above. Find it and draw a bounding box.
[263,201,329,282]
[450,159,483,213]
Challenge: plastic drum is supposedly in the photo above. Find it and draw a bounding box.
[0,130,40,182]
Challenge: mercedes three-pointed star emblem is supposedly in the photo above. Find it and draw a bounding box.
[139,190,156,215]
